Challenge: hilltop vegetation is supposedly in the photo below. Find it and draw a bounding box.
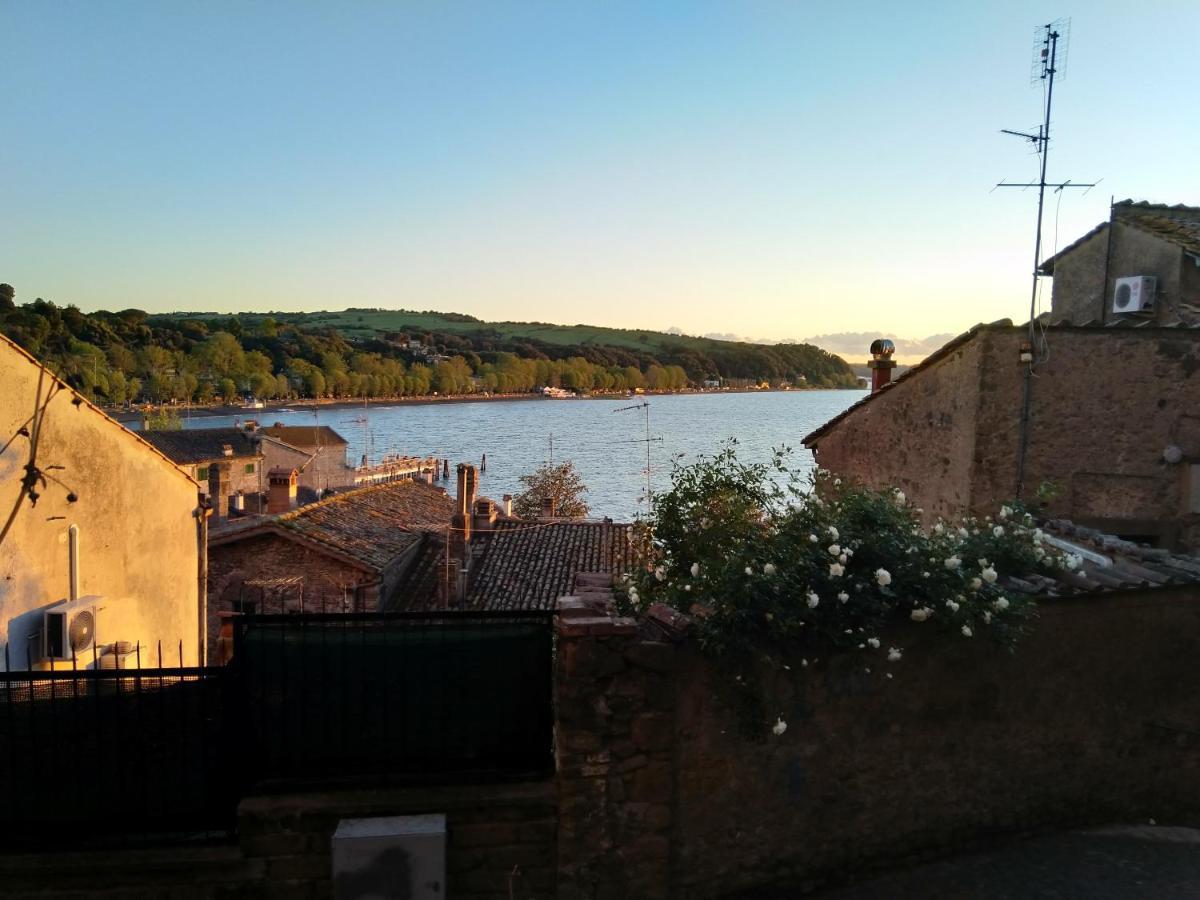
[0,286,857,406]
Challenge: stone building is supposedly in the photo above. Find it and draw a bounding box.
[803,322,1200,551]
[139,427,264,520]
[0,333,205,669]
[207,478,455,653]
[1041,199,1200,326]
[257,423,354,499]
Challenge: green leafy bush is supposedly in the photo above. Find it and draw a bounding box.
[621,443,1072,733]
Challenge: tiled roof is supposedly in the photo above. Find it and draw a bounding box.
[139,427,261,464]
[260,424,348,447]
[468,521,634,610]
[999,520,1200,598]
[392,520,635,611]
[1040,200,1200,274]
[212,479,454,572]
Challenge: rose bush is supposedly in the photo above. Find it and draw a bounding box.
[619,443,1071,734]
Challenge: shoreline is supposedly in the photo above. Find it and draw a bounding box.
[110,385,860,424]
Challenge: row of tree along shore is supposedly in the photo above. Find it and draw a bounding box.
[0,288,859,407]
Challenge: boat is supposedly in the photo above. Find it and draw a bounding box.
[541,386,575,399]
[241,397,265,410]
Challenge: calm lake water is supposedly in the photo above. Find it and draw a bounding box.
[167,390,864,521]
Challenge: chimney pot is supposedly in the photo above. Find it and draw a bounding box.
[267,467,298,514]
[867,338,897,393]
[501,494,513,517]
[541,496,557,518]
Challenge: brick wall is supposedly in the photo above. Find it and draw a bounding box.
[554,587,1200,899]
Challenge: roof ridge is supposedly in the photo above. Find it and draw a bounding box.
[277,477,438,521]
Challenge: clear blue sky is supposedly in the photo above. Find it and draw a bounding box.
[3,1,1198,346]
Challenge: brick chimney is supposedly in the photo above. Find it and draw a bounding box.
[473,498,497,534]
[267,467,298,514]
[868,339,897,393]
[541,496,558,518]
[501,494,513,517]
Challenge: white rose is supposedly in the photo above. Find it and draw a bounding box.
[806,592,820,609]
[887,647,903,661]
[992,525,1005,538]
[829,563,845,577]
[981,566,998,584]
[827,526,839,541]
[961,625,973,637]
[944,556,961,570]
[910,608,932,622]
[875,568,892,587]
[992,596,1009,611]
[827,544,841,556]
[744,566,753,575]
[772,718,787,736]
[690,562,701,578]
[654,566,666,582]
[867,637,880,649]
[763,563,777,576]
[837,591,849,603]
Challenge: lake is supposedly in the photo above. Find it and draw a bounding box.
[164,390,864,521]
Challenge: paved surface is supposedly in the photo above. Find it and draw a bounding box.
[810,825,1200,899]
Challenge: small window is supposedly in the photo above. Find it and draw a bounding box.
[197,466,209,480]
[245,462,256,474]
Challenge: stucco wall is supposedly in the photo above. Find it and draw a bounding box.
[1050,221,1188,326]
[0,340,202,669]
[259,437,353,502]
[808,337,985,524]
[1049,225,1110,324]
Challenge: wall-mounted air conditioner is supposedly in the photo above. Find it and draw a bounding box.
[42,595,103,661]
[1112,276,1156,315]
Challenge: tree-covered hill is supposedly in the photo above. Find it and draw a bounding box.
[0,285,857,405]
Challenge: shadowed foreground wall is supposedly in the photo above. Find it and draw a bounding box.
[555,587,1200,898]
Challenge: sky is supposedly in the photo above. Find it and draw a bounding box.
[3,1,1198,346]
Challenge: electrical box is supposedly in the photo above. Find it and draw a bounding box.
[332,814,446,899]
[1112,275,1156,315]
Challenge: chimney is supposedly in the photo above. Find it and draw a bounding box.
[541,496,557,518]
[473,498,497,534]
[267,467,298,514]
[456,463,479,518]
[222,443,234,458]
[231,491,245,513]
[868,339,897,393]
[501,494,513,517]
[208,463,232,519]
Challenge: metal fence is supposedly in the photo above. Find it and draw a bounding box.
[0,611,555,846]
[231,611,556,789]
[0,658,237,847]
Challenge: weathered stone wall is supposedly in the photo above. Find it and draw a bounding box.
[555,601,677,900]
[0,781,557,899]
[208,532,381,654]
[807,337,985,525]
[810,326,1200,550]
[555,588,1200,899]
[973,328,1200,547]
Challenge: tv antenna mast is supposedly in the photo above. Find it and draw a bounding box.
[613,401,662,510]
[995,18,1096,353]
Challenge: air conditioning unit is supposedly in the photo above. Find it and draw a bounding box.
[1112,276,1156,315]
[42,596,102,661]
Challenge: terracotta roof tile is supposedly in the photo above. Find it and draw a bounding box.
[139,427,261,465]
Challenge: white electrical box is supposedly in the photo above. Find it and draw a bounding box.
[332,814,446,900]
[1112,275,1156,315]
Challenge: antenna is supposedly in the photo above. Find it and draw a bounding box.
[997,19,1096,502]
[997,17,1095,347]
[613,401,663,510]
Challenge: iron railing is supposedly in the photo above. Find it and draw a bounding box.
[231,610,556,789]
[0,655,236,847]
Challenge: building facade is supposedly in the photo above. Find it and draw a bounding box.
[0,334,205,669]
[139,427,264,519]
[257,424,355,499]
[1041,200,1200,327]
[804,323,1200,551]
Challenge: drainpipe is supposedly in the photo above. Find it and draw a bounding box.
[68,524,79,602]
[195,494,211,667]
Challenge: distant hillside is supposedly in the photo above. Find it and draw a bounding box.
[0,288,858,406]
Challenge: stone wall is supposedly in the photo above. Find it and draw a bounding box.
[809,326,1200,550]
[0,781,557,899]
[1050,223,1111,325]
[807,335,985,525]
[207,531,381,654]
[554,587,1200,899]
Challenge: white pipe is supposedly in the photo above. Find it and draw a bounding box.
[68,524,80,602]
